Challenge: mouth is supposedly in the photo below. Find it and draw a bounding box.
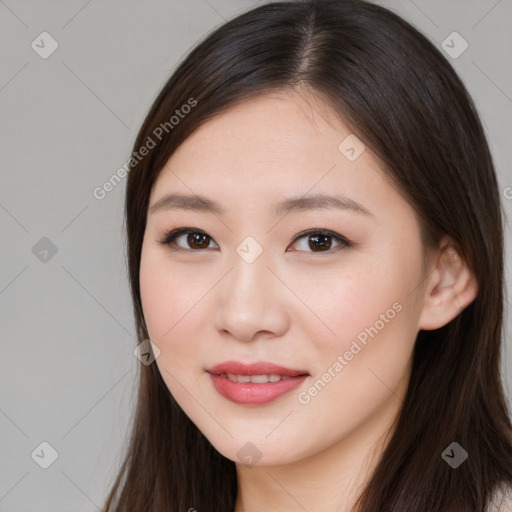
[206,361,309,405]
[213,373,298,383]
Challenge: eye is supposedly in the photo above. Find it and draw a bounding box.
[288,229,352,253]
[158,227,219,251]
[158,227,352,253]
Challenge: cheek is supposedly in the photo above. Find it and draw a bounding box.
[293,254,420,370]
[292,266,395,346]
[139,248,201,356]
[140,259,205,406]
[292,268,416,430]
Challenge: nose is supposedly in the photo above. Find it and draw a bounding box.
[213,254,291,342]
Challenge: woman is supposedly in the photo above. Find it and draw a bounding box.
[103,0,512,510]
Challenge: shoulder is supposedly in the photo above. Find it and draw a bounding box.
[487,483,512,512]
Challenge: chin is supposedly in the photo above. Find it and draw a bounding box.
[201,431,306,468]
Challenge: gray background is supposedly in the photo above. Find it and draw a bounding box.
[1,1,511,510]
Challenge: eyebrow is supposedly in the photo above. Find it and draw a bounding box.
[149,192,373,217]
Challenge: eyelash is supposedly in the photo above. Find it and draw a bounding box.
[157,227,352,254]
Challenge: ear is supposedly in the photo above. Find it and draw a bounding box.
[418,237,478,331]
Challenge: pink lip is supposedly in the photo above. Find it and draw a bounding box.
[206,360,309,405]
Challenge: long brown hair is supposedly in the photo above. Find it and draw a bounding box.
[103,1,512,510]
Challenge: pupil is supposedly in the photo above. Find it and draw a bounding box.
[188,233,209,249]
[309,234,331,251]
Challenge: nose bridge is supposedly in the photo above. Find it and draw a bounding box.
[226,246,274,308]
[214,244,289,340]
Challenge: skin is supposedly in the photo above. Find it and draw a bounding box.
[139,88,478,512]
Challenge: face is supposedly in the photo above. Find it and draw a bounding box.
[139,89,429,468]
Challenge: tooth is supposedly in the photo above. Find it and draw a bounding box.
[220,373,294,383]
[250,374,270,384]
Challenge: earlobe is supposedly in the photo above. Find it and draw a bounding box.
[418,241,478,331]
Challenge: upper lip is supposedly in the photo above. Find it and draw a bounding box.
[207,360,309,377]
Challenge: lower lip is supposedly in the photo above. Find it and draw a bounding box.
[209,373,308,405]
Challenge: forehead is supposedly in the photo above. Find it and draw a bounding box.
[166,90,348,173]
[149,90,406,221]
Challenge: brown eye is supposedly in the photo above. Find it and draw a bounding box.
[290,229,351,253]
[187,232,211,249]
[308,233,333,252]
[159,228,219,251]
[159,227,351,254]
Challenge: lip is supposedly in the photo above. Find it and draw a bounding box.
[207,360,309,377]
[207,360,309,405]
